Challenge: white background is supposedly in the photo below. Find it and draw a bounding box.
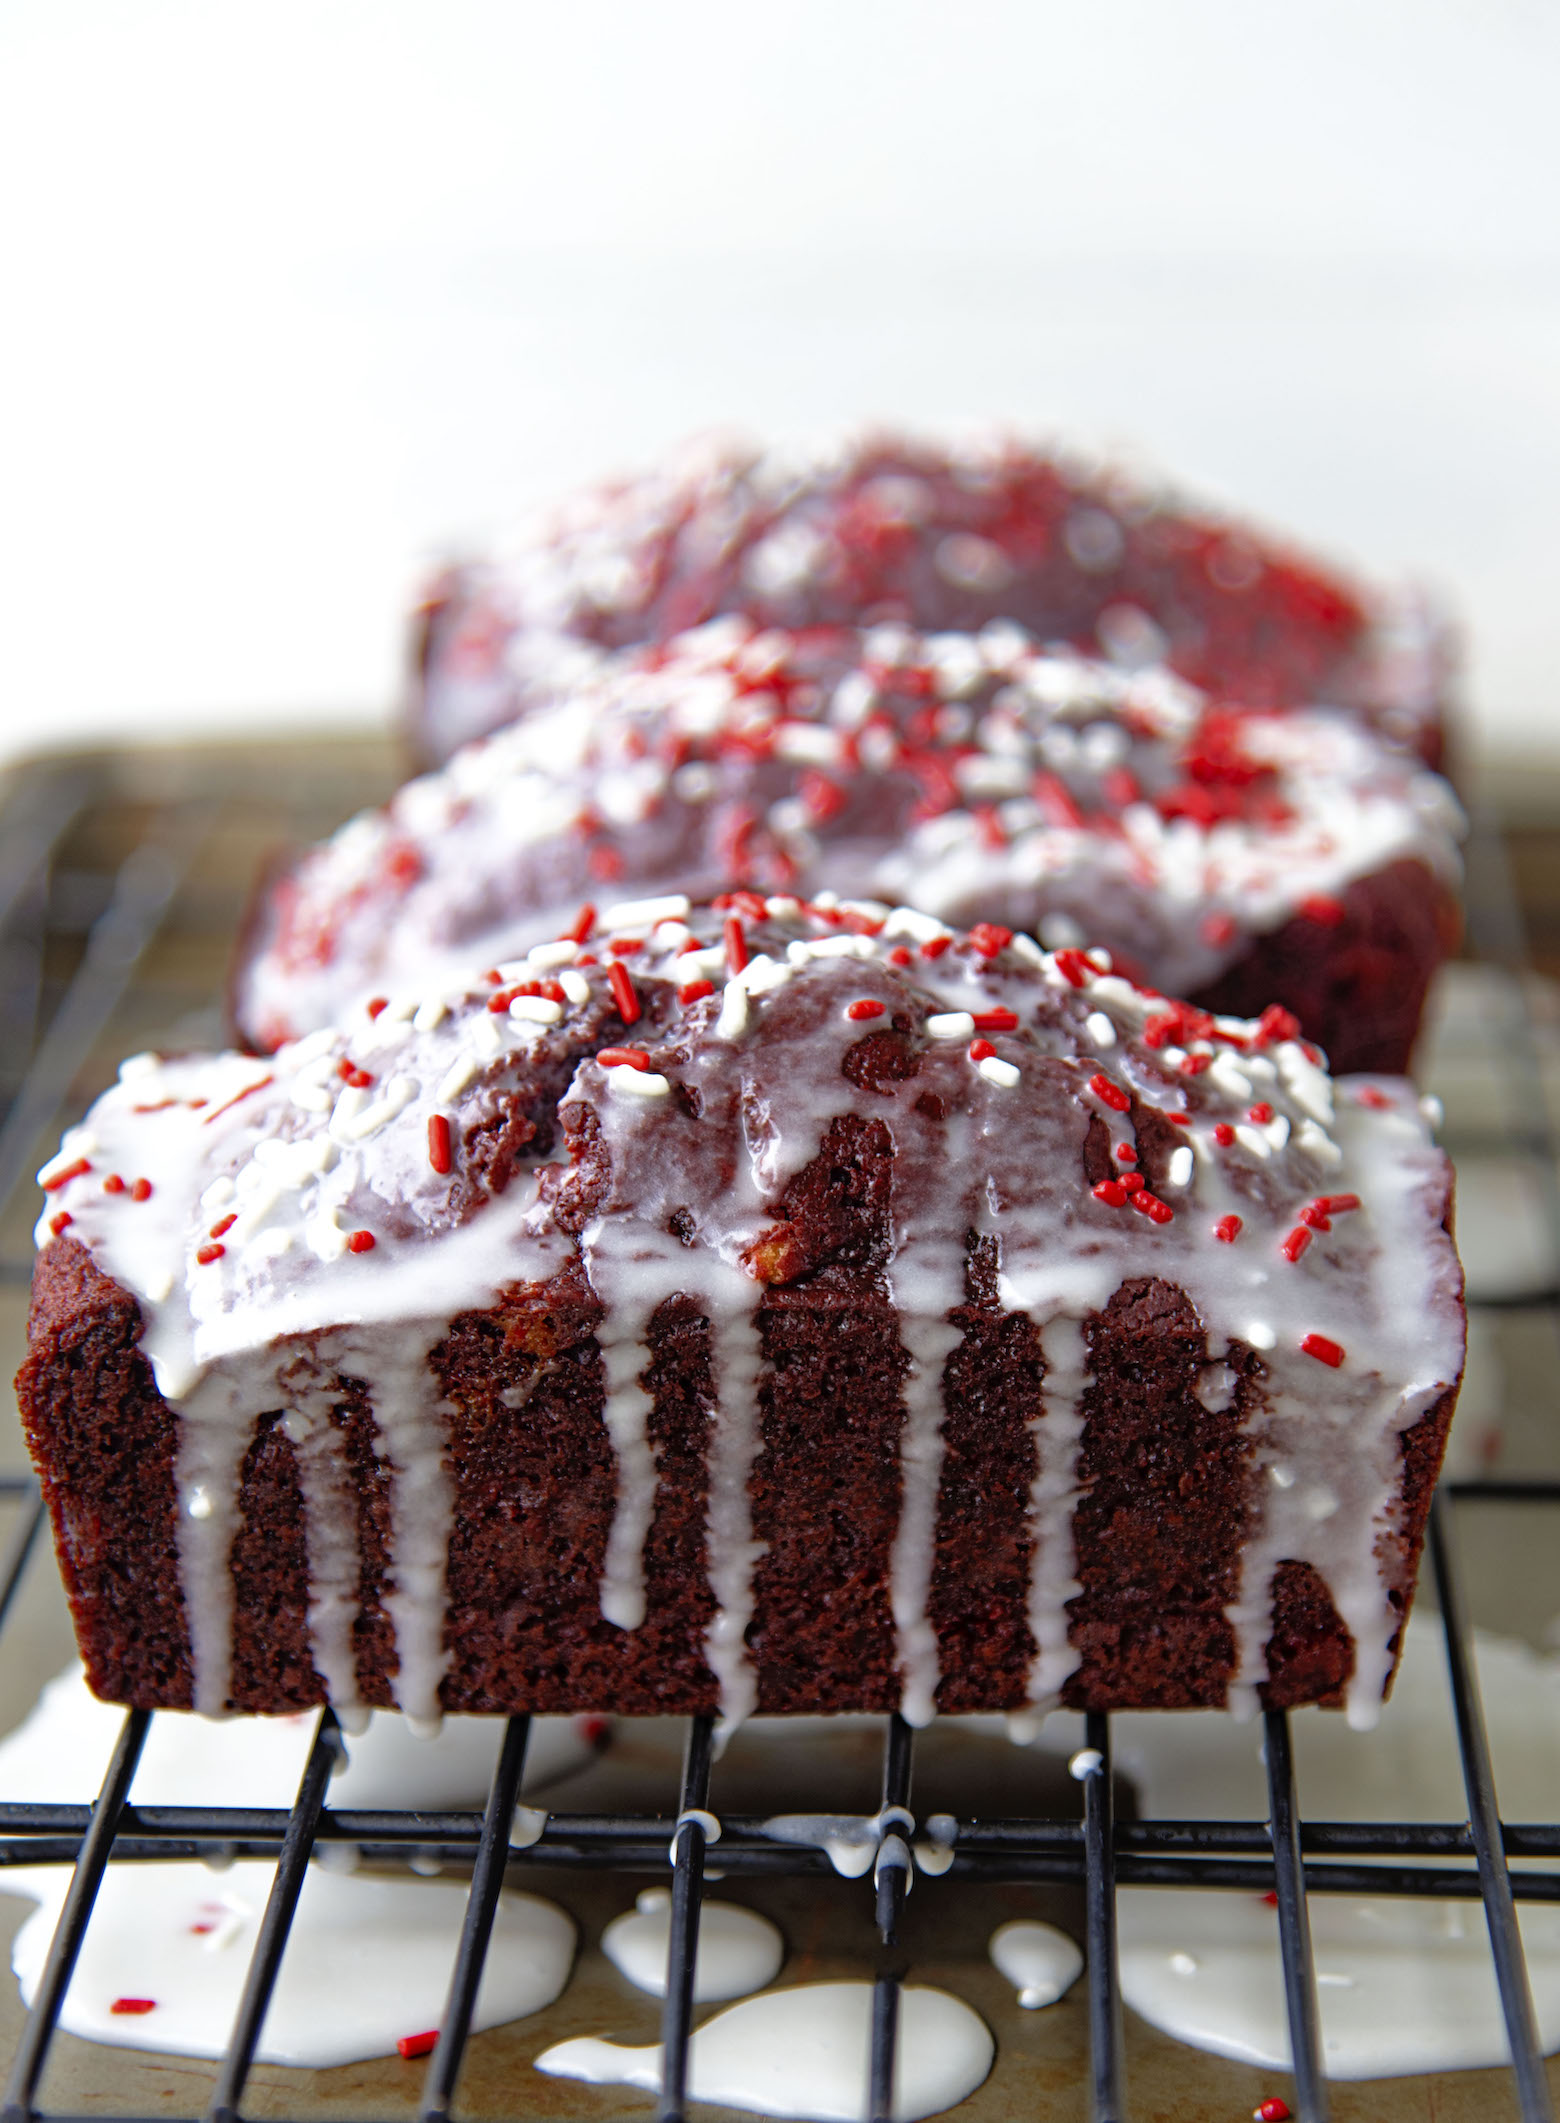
[2,0,1559,767]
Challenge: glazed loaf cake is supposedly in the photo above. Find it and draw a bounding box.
[22,898,1463,1729]
[238,625,1462,1073]
[413,429,1453,768]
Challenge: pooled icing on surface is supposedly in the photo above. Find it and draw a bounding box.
[32,896,1464,1729]
[987,1920,1083,2009]
[601,1886,784,2001]
[242,620,1462,1050]
[6,1862,573,2068]
[413,427,1451,768]
[535,1979,995,2122]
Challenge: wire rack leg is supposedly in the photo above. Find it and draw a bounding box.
[869,1714,916,2123]
[1080,1711,1125,2123]
[1430,1493,1556,2122]
[0,1491,44,1639]
[205,1709,342,2123]
[1,1707,148,2123]
[419,1714,532,2123]
[1264,1710,1330,2123]
[659,1714,714,2123]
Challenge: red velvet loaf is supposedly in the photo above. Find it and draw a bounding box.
[411,430,1453,769]
[21,899,1464,1727]
[237,626,1462,1073]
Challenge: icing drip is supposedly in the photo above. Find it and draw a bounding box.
[173,1368,259,1717]
[601,1887,784,2001]
[535,1980,995,2121]
[1022,1316,1090,1707]
[988,1919,1084,2008]
[8,1863,574,2068]
[277,1356,367,1726]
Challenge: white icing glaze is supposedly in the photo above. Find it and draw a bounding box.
[6,1862,574,2067]
[987,1919,1084,2008]
[0,1663,604,1809]
[34,902,1464,1730]
[535,1980,994,2121]
[601,1886,784,2001]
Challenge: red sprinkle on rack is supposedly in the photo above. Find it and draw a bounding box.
[1214,1215,1243,1243]
[397,2031,439,2060]
[607,961,641,1025]
[724,915,749,976]
[597,1047,650,1071]
[1089,1074,1130,1113]
[110,1998,157,2017]
[1301,1333,1345,1368]
[846,999,885,1021]
[347,1230,376,1254]
[1281,1227,1313,1263]
[427,1114,453,1175]
[1255,2100,1293,2123]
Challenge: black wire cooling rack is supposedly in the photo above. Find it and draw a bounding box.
[0,743,1554,2123]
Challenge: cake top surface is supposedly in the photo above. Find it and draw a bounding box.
[241,623,1462,1049]
[48,890,1462,1402]
[420,427,1449,760]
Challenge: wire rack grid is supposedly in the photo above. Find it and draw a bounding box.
[0,742,1553,2123]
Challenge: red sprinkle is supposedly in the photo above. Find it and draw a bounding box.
[427,1114,452,1175]
[1119,1170,1146,1194]
[1280,1227,1313,1262]
[1114,1143,1138,1163]
[1052,947,1094,989]
[596,1047,650,1071]
[365,996,388,1019]
[888,945,913,967]
[1247,1102,1274,1124]
[1298,1201,1332,1231]
[607,960,641,1025]
[972,1007,1019,1032]
[103,1173,125,1195]
[847,998,886,1021]
[679,979,715,1005]
[397,2030,439,2060]
[347,1230,376,1254]
[1089,1074,1130,1113]
[337,1060,374,1089]
[1255,2101,1293,2123]
[1322,1192,1361,1215]
[48,1211,72,1236]
[1301,1333,1345,1368]
[483,968,504,985]
[1300,895,1346,928]
[131,1178,153,1202]
[487,988,518,1014]
[968,922,1013,959]
[1355,1085,1392,1109]
[562,903,596,944]
[1159,1113,1191,1127]
[1130,1190,1173,1223]
[42,1157,91,1192]
[1092,1180,1127,1207]
[1255,1003,1302,1045]
[724,914,749,977]
[1214,1214,1243,1243]
[968,1038,996,1062]
[919,935,951,960]
[195,1243,225,1266]
[1180,1053,1212,1076]
[110,1998,157,2017]
[1201,911,1237,947]
[208,1214,237,1239]
[1214,1123,1236,1147]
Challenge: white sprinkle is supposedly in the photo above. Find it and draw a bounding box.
[601,892,691,928]
[287,1029,339,1067]
[560,969,591,1006]
[200,1177,236,1210]
[882,905,948,945]
[1234,1124,1272,1161]
[1420,1094,1445,1128]
[1269,1464,1297,1489]
[808,934,876,959]
[117,1052,160,1081]
[306,1204,348,1262]
[341,1076,419,1141]
[1037,913,1085,950]
[510,994,563,1025]
[1165,1146,1194,1190]
[1008,931,1046,968]
[1245,1322,1277,1351]
[927,1012,976,1040]
[412,996,448,1033]
[527,939,579,969]
[1085,1011,1117,1049]
[291,1083,332,1113]
[469,1014,503,1059]
[1295,1120,1344,1170]
[716,982,749,1041]
[608,1067,672,1099]
[330,1085,367,1133]
[1087,948,1112,972]
[437,1054,479,1103]
[186,1486,213,1521]
[1263,1114,1291,1152]
[740,954,792,996]
[379,994,417,1023]
[978,1055,1021,1088]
